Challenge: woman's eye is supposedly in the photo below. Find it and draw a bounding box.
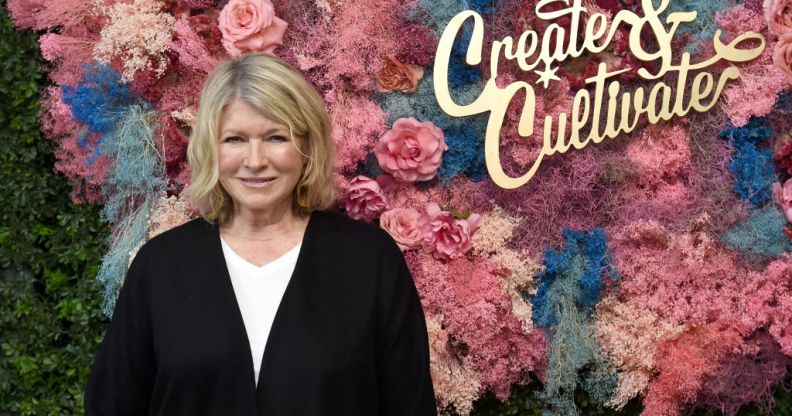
[224,136,243,143]
[269,135,288,142]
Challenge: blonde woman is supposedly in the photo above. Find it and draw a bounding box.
[85,53,436,415]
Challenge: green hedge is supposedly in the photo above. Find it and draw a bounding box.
[1,2,791,415]
[0,3,109,414]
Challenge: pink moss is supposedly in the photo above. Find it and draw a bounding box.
[642,325,744,416]
[406,251,547,400]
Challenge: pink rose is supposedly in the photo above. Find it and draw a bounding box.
[773,31,792,81]
[218,0,288,57]
[341,175,390,222]
[773,179,792,222]
[376,57,425,93]
[380,208,423,250]
[764,0,792,36]
[418,203,482,260]
[375,118,447,182]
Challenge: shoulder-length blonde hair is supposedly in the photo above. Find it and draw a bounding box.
[187,53,337,224]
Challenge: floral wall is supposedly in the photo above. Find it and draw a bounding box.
[6,0,792,415]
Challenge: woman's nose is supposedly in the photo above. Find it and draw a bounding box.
[244,140,268,169]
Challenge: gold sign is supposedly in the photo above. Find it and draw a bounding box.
[434,0,765,189]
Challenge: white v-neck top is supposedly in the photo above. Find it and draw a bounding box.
[219,236,301,386]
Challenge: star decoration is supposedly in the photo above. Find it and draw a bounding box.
[534,65,560,88]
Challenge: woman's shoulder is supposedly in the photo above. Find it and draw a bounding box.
[312,210,396,250]
[133,217,216,262]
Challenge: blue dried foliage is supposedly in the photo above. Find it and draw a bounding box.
[531,228,618,328]
[100,105,166,223]
[96,105,166,316]
[722,206,792,261]
[721,118,775,208]
[529,228,619,415]
[61,63,138,135]
[97,197,153,317]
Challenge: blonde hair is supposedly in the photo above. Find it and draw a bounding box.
[187,53,337,224]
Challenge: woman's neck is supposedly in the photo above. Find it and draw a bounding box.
[220,209,309,243]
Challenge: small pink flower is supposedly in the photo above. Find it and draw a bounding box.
[773,179,792,222]
[341,175,390,222]
[764,0,792,36]
[218,0,288,57]
[380,208,423,250]
[773,31,792,82]
[418,203,482,260]
[375,118,447,182]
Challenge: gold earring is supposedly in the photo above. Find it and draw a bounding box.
[295,182,308,209]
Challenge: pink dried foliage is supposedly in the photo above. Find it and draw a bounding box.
[394,23,438,67]
[764,257,792,355]
[41,88,77,138]
[716,5,787,127]
[330,96,386,174]
[642,325,745,416]
[610,219,767,333]
[53,132,113,203]
[625,124,691,186]
[426,314,482,415]
[156,114,190,181]
[37,25,102,85]
[594,298,685,409]
[170,18,221,73]
[148,192,197,239]
[698,332,792,416]
[7,0,99,30]
[406,251,546,400]
[484,149,609,255]
[152,64,204,115]
[282,0,405,95]
[94,0,176,82]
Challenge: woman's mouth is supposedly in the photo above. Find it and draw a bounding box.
[239,177,276,187]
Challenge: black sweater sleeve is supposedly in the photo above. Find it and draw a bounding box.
[376,239,437,416]
[85,249,156,415]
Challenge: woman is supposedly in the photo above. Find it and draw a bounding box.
[85,53,437,415]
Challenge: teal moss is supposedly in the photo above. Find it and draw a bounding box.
[721,205,792,262]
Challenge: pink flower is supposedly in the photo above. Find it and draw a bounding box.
[341,175,390,222]
[380,208,423,250]
[375,118,447,182]
[418,203,482,260]
[218,0,287,57]
[764,0,792,36]
[773,31,792,81]
[773,179,792,222]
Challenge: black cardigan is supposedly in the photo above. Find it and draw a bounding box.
[85,211,437,415]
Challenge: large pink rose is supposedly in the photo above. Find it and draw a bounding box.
[765,0,792,36]
[374,118,447,182]
[418,203,482,260]
[380,208,423,250]
[341,175,390,222]
[774,32,792,81]
[218,0,287,57]
[774,179,792,222]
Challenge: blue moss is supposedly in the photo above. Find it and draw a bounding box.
[438,124,486,181]
[720,117,776,208]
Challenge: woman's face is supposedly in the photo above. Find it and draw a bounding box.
[217,99,305,219]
